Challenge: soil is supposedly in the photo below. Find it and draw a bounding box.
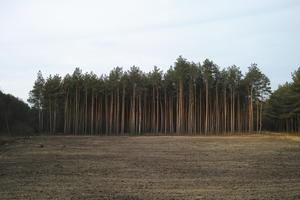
[0,135,300,199]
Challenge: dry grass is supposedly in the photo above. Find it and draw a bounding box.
[265,131,300,142]
[0,136,16,146]
[0,135,300,199]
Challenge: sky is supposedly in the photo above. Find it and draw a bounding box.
[0,0,300,102]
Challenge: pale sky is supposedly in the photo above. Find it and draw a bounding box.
[0,0,300,102]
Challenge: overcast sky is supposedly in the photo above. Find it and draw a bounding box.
[0,0,300,102]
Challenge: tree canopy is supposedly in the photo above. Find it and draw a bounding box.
[0,90,35,135]
[3,57,299,136]
[264,67,300,133]
[26,57,274,135]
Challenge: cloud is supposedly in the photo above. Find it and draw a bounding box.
[0,0,299,101]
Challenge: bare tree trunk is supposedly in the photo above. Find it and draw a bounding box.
[256,100,259,133]
[121,86,125,134]
[49,100,52,134]
[53,99,57,133]
[188,82,193,134]
[38,107,41,132]
[179,79,184,134]
[130,83,136,134]
[205,81,209,135]
[116,87,120,134]
[164,88,167,135]
[105,94,109,134]
[109,94,113,134]
[85,88,88,135]
[224,88,227,134]
[199,86,202,134]
[91,89,94,135]
[156,87,159,134]
[248,87,253,132]
[138,95,142,134]
[237,93,241,133]
[259,102,263,133]
[64,90,68,134]
[231,88,235,134]
[215,83,219,134]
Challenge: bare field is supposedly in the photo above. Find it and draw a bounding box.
[0,135,300,200]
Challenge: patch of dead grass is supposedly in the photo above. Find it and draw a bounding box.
[0,137,16,146]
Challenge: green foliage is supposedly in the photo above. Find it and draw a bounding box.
[25,56,275,135]
[28,70,45,109]
[245,64,271,101]
[265,67,300,132]
[0,91,35,135]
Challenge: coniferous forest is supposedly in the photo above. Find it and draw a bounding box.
[2,2,300,199]
[1,57,300,135]
[0,91,35,135]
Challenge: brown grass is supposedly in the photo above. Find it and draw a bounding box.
[0,137,16,146]
[0,135,300,199]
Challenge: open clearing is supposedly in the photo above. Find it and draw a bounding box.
[0,135,300,200]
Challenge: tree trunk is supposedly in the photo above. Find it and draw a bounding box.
[205,81,209,135]
[259,102,263,133]
[121,85,125,134]
[91,89,94,135]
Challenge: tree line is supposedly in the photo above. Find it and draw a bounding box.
[264,68,300,133]
[27,57,273,135]
[0,90,35,135]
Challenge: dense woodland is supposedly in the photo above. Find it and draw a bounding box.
[265,68,300,133]
[27,57,271,135]
[0,91,35,135]
[1,57,299,136]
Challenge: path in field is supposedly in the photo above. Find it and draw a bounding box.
[0,135,300,199]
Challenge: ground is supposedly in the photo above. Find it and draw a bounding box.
[0,135,300,200]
